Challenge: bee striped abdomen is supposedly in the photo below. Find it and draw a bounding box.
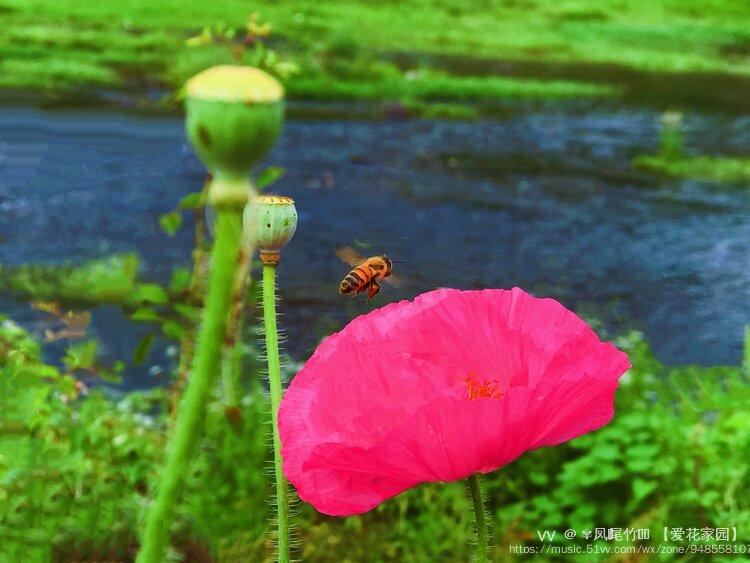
[339,267,370,294]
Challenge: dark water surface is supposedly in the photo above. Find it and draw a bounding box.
[0,106,748,387]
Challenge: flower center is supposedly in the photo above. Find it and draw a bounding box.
[460,372,503,400]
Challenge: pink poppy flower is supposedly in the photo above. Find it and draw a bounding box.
[279,288,630,516]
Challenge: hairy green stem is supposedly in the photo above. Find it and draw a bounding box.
[137,208,244,563]
[220,338,241,424]
[262,262,290,563]
[467,473,489,563]
[170,183,209,421]
[221,245,252,420]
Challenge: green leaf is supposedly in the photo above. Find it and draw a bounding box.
[130,308,161,323]
[625,458,653,473]
[159,211,182,236]
[62,340,98,371]
[255,166,285,189]
[162,320,187,341]
[132,284,169,305]
[170,268,191,292]
[592,444,620,461]
[172,303,198,321]
[98,361,124,384]
[626,444,659,459]
[632,478,658,503]
[529,471,550,486]
[179,192,204,210]
[133,334,155,366]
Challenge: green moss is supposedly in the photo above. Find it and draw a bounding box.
[633,154,750,183]
[0,255,139,304]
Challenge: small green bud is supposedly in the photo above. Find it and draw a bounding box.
[247,195,297,264]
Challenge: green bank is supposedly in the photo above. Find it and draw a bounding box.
[3,0,750,109]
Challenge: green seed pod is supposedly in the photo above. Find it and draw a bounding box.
[248,195,298,264]
[184,66,284,207]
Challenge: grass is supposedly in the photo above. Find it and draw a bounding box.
[286,73,614,101]
[4,0,750,106]
[633,154,750,183]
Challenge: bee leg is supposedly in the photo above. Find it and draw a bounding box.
[366,280,381,302]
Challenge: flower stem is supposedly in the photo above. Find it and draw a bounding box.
[170,181,209,421]
[261,261,290,563]
[221,244,253,424]
[137,208,244,563]
[467,473,489,563]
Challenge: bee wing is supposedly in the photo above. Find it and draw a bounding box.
[382,272,406,288]
[336,246,367,267]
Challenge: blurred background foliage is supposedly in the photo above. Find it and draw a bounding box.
[4,0,750,112]
[1,316,748,561]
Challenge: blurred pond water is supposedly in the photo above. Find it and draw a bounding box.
[0,106,748,388]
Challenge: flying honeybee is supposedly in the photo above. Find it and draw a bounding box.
[336,247,402,302]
